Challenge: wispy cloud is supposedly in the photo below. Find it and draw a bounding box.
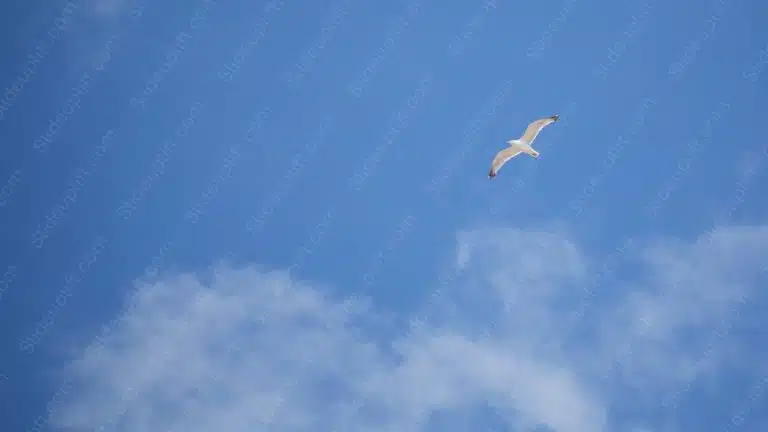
[88,0,130,19]
[48,224,768,431]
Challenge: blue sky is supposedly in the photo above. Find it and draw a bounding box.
[1,0,767,430]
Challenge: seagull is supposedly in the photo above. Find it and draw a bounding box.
[489,115,559,178]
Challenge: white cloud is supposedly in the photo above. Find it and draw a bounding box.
[48,225,768,431]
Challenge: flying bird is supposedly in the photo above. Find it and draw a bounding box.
[489,115,559,178]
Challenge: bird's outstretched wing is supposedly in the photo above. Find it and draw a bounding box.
[489,147,523,178]
[519,115,559,145]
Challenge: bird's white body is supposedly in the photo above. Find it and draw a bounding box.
[507,139,539,158]
[489,115,558,178]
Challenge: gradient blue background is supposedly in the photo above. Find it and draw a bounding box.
[1,0,767,430]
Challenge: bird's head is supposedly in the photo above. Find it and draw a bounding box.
[550,115,559,121]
